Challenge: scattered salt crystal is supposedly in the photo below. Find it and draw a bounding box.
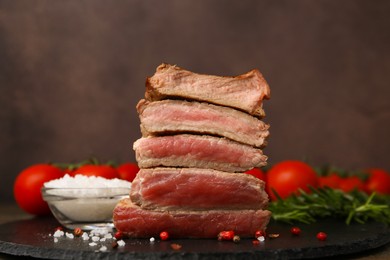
[66,232,74,239]
[104,233,113,239]
[149,237,155,243]
[91,228,110,236]
[117,240,126,247]
[99,246,108,252]
[82,232,90,240]
[257,236,265,242]
[92,236,100,242]
[53,230,64,238]
[54,238,58,243]
[100,238,106,242]
[89,242,98,247]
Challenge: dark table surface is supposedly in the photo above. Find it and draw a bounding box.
[1,203,390,260]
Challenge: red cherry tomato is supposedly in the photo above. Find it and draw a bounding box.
[318,173,342,189]
[14,164,64,216]
[365,168,390,195]
[117,163,140,182]
[245,168,266,182]
[266,160,318,200]
[72,164,119,179]
[338,176,366,193]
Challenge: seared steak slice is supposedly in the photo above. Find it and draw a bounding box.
[137,99,270,148]
[131,167,269,210]
[133,134,268,172]
[113,198,271,238]
[145,63,270,117]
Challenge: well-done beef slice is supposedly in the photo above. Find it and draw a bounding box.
[133,134,267,172]
[113,198,271,238]
[145,63,270,117]
[131,167,269,210]
[137,99,270,148]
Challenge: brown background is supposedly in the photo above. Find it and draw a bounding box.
[1,0,390,203]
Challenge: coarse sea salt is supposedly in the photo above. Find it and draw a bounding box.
[104,233,113,239]
[66,232,74,239]
[44,174,131,197]
[117,240,126,247]
[43,174,131,224]
[82,232,90,241]
[53,230,64,238]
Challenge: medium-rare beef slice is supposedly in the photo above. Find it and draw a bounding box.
[137,99,270,148]
[133,134,267,172]
[113,198,271,238]
[131,167,269,211]
[145,63,270,117]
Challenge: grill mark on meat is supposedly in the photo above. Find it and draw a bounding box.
[131,167,269,211]
[145,63,270,117]
[133,134,268,172]
[137,99,270,148]
[113,198,271,238]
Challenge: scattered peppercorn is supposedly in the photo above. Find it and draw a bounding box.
[290,227,301,236]
[114,231,123,240]
[170,243,182,250]
[252,240,260,245]
[112,241,118,249]
[268,233,280,239]
[218,230,235,241]
[73,228,83,237]
[316,232,327,241]
[255,230,266,238]
[233,235,241,243]
[160,231,169,241]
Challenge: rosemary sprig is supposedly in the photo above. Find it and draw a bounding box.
[268,187,390,225]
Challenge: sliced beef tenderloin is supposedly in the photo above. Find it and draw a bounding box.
[130,167,269,211]
[137,99,270,148]
[145,63,270,117]
[133,134,267,172]
[113,198,271,238]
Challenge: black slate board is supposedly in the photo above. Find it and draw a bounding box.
[0,217,389,259]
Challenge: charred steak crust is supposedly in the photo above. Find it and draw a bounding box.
[137,99,270,148]
[113,198,271,238]
[145,63,270,117]
[130,167,269,211]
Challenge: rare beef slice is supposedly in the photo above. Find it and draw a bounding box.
[137,99,269,148]
[113,198,271,238]
[130,167,269,210]
[133,134,268,172]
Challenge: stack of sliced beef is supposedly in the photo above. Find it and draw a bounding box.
[113,63,272,238]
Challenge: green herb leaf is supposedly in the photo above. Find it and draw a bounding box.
[268,188,390,225]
